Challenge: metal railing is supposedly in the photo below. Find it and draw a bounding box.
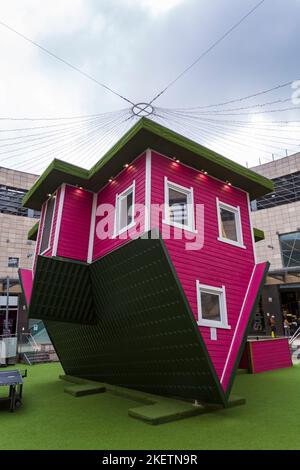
[289,326,300,345]
[18,333,40,353]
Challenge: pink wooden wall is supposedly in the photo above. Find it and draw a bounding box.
[220,262,268,389]
[33,148,264,393]
[150,151,256,388]
[56,185,93,261]
[19,268,33,306]
[250,338,292,373]
[34,184,93,265]
[93,153,146,260]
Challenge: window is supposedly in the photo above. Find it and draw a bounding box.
[40,194,56,254]
[0,185,40,218]
[196,281,230,329]
[164,178,195,231]
[217,198,244,248]
[252,171,300,211]
[114,182,135,236]
[8,257,19,268]
[279,231,300,268]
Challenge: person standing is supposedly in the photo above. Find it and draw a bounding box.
[283,316,291,337]
[270,315,276,338]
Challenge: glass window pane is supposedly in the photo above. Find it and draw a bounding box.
[280,232,300,268]
[220,207,238,241]
[40,196,55,253]
[169,187,188,226]
[126,191,133,226]
[201,291,221,322]
[8,257,19,268]
[119,190,133,231]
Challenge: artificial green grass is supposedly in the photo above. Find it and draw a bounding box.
[0,362,299,450]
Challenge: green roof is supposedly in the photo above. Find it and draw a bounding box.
[27,221,39,241]
[253,227,265,242]
[23,118,274,210]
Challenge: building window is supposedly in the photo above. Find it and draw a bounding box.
[164,178,195,231]
[196,281,230,329]
[279,231,300,268]
[253,171,300,211]
[217,198,245,248]
[114,182,135,236]
[0,185,40,218]
[40,194,56,254]
[8,257,19,268]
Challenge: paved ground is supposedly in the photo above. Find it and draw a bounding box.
[0,362,299,450]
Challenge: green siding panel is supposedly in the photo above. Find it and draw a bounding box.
[28,256,95,324]
[27,221,39,241]
[253,227,265,242]
[32,237,226,405]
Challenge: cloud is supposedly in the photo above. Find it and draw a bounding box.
[120,0,186,16]
[0,0,298,173]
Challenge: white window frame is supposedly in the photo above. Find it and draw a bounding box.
[40,193,57,255]
[216,198,245,249]
[163,177,196,232]
[196,281,230,329]
[114,181,136,237]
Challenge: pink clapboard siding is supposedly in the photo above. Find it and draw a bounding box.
[250,338,292,374]
[56,185,93,261]
[19,268,33,306]
[220,262,268,389]
[93,153,146,260]
[150,151,256,387]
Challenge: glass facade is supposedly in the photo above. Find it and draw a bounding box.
[0,185,40,218]
[251,171,300,211]
[279,231,300,268]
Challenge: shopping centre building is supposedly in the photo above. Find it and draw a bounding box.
[251,152,300,337]
[0,166,39,338]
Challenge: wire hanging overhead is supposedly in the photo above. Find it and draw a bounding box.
[0,20,135,106]
[149,0,267,105]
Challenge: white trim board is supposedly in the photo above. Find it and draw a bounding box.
[39,192,57,256]
[163,177,197,233]
[196,281,230,330]
[87,192,97,263]
[247,192,257,264]
[216,197,246,249]
[220,264,256,385]
[144,149,151,232]
[52,184,66,257]
[113,180,136,237]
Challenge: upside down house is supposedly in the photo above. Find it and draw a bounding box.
[19,118,273,407]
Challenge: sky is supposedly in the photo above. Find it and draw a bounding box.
[0,0,299,173]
